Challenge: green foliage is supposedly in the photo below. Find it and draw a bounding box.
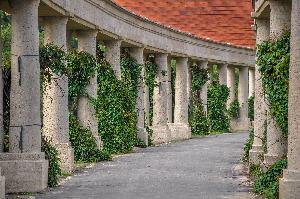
[249,164,263,178]
[40,44,66,83]
[69,114,111,162]
[207,82,230,132]
[66,50,97,112]
[144,56,158,126]
[248,96,254,121]
[228,99,240,119]
[190,65,209,135]
[94,49,137,154]
[257,32,290,137]
[242,128,254,162]
[254,160,287,199]
[121,49,142,100]
[191,67,209,92]
[41,136,61,187]
[0,11,11,69]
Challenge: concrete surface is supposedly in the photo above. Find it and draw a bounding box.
[37,132,256,199]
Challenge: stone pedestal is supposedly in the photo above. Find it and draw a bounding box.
[263,112,287,168]
[168,123,191,141]
[172,57,190,141]
[249,19,270,165]
[0,0,48,193]
[77,30,102,150]
[0,153,47,193]
[105,40,122,80]
[129,47,148,146]
[231,67,249,132]
[42,16,74,173]
[279,1,300,198]
[152,54,170,144]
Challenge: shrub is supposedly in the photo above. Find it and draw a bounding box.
[242,128,254,162]
[228,99,240,119]
[248,96,254,121]
[254,159,287,199]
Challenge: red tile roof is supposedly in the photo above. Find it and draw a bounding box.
[114,0,255,48]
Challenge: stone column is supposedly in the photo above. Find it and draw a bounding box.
[77,30,102,149]
[152,53,170,144]
[280,0,300,197]
[249,69,255,97]
[235,67,249,132]
[249,19,270,165]
[144,55,150,127]
[166,57,173,123]
[0,25,5,199]
[42,17,74,172]
[105,40,122,80]
[169,57,191,141]
[200,61,208,114]
[129,47,148,146]
[218,64,227,85]
[264,0,291,168]
[0,0,48,193]
[227,65,235,107]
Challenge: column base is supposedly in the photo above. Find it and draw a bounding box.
[0,153,48,193]
[262,153,283,170]
[279,169,300,199]
[230,118,250,132]
[152,125,170,145]
[93,135,103,150]
[55,143,74,173]
[168,123,191,142]
[137,127,148,146]
[249,145,264,165]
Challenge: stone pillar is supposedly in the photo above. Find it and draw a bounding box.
[0,0,48,193]
[105,40,122,80]
[280,0,300,197]
[187,62,192,116]
[249,69,255,97]
[152,53,170,144]
[129,47,148,146]
[232,67,249,132]
[42,17,74,173]
[218,64,227,85]
[169,57,191,141]
[264,0,291,168]
[227,65,235,107]
[77,30,102,149]
[144,55,150,127]
[249,19,270,165]
[200,61,208,114]
[166,57,173,123]
[0,26,5,199]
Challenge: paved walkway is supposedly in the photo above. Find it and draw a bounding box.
[37,132,255,199]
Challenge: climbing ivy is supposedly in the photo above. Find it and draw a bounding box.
[254,159,287,199]
[242,127,254,162]
[257,32,290,137]
[93,47,138,154]
[228,100,240,119]
[41,136,61,187]
[207,82,230,133]
[66,50,97,113]
[248,96,254,121]
[190,65,209,135]
[69,114,111,162]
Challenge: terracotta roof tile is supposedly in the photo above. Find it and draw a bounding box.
[114,0,255,48]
